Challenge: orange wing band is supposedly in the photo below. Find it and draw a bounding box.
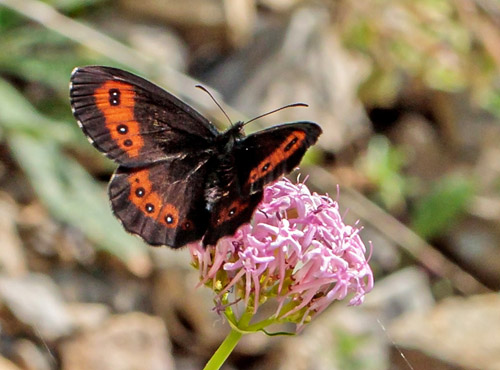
[127,168,179,228]
[94,81,144,158]
[248,131,307,184]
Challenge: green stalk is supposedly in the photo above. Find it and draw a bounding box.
[203,328,243,370]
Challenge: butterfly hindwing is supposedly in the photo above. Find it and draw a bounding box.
[236,122,322,194]
[70,66,218,167]
[108,155,211,248]
[203,189,263,246]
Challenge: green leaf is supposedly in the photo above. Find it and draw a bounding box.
[43,0,106,13]
[411,175,475,239]
[0,7,24,32]
[0,24,113,98]
[359,135,409,211]
[482,88,500,119]
[0,77,74,142]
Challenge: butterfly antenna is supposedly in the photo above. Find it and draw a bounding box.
[196,85,233,127]
[243,102,309,126]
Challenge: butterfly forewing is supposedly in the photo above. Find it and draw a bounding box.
[236,122,322,194]
[204,122,321,245]
[70,66,218,167]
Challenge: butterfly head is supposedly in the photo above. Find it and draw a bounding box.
[217,121,245,149]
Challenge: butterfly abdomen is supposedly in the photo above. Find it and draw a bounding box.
[204,150,238,209]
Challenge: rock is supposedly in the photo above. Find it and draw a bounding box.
[0,356,21,370]
[446,218,500,290]
[119,0,256,46]
[0,273,73,341]
[360,225,401,271]
[17,202,95,267]
[390,114,450,183]
[363,267,435,321]
[66,303,110,331]
[152,267,226,354]
[259,0,304,12]
[128,24,187,73]
[389,294,500,370]
[53,269,112,304]
[274,304,386,370]
[53,268,150,314]
[100,19,188,74]
[60,312,174,370]
[0,193,27,276]
[11,339,53,370]
[17,202,63,259]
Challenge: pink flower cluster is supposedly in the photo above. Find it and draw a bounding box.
[189,178,373,330]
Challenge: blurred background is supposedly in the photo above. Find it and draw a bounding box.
[1,0,500,369]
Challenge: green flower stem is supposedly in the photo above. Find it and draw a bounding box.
[203,307,294,369]
[245,317,276,332]
[203,328,243,370]
[238,310,254,327]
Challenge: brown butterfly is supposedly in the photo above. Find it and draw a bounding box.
[70,66,321,248]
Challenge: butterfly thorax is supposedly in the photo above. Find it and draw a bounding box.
[203,123,246,209]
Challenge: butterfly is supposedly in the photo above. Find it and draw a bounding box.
[69,66,322,248]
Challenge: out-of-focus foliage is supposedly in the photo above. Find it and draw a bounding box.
[0,5,148,270]
[357,135,410,212]
[335,329,373,370]
[411,175,475,240]
[339,0,500,112]
[44,0,106,12]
